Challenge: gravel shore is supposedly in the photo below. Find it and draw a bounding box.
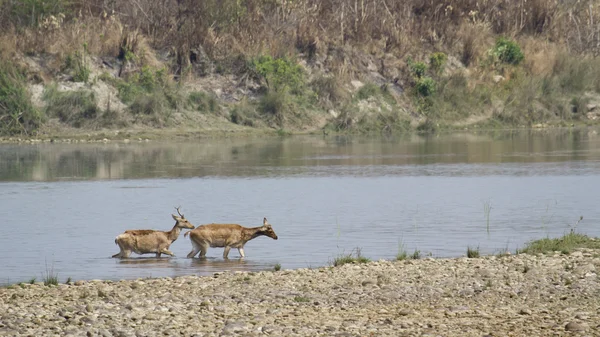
[1,250,599,336]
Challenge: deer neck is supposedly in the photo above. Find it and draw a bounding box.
[241,226,264,243]
[166,224,181,242]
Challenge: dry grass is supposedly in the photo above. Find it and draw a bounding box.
[1,0,600,135]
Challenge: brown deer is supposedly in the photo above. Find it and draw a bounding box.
[184,217,278,259]
[112,207,195,258]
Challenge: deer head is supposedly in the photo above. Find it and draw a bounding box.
[172,206,195,229]
[260,217,278,240]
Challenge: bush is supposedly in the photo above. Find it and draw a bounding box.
[0,62,43,135]
[429,52,447,74]
[259,90,288,126]
[250,55,306,94]
[415,77,436,97]
[409,61,427,79]
[493,38,524,65]
[64,49,90,83]
[230,98,258,126]
[8,0,69,27]
[187,91,219,113]
[43,85,98,128]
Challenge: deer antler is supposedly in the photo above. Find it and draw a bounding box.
[175,206,184,218]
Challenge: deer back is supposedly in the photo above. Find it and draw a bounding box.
[189,224,246,247]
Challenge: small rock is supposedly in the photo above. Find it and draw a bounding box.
[398,309,413,316]
[519,308,532,315]
[565,322,587,331]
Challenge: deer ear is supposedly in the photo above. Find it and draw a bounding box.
[263,217,268,225]
[172,214,178,220]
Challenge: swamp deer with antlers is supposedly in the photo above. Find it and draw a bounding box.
[112,207,195,258]
[184,217,278,259]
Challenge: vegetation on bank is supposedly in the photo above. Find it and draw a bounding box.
[2,0,600,137]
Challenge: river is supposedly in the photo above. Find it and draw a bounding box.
[1,128,599,284]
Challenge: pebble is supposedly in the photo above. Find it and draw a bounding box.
[0,250,598,335]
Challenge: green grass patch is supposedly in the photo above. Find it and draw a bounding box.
[293,296,310,303]
[187,91,219,113]
[43,84,98,128]
[273,263,281,271]
[518,233,600,255]
[396,251,408,261]
[0,61,44,136]
[229,97,259,126]
[42,262,58,286]
[64,49,90,83]
[467,246,480,258]
[333,248,370,267]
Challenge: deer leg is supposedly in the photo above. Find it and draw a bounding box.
[223,246,231,259]
[160,248,175,256]
[187,248,199,258]
[122,250,131,258]
[188,240,206,259]
[238,248,245,258]
[198,242,209,258]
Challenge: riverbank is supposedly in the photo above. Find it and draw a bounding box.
[4,2,600,139]
[2,249,599,336]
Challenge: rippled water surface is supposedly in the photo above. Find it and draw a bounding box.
[1,129,600,284]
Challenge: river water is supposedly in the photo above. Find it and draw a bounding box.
[1,128,599,284]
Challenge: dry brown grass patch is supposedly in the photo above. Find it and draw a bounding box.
[521,38,562,77]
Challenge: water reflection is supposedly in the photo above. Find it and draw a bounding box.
[116,257,174,265]
[1,128,599,182]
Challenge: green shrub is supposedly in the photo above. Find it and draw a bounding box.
[43,85,97,128]
[409,61,427,79]
[65,50,90,83]
[493,38,524,65]
[415,77,436,97]
[259,90,288,125]
[250,55,306,94]
[0,62,43,135]
[187,91,219,113]
[429,52,447,74]
[117,66,169,103]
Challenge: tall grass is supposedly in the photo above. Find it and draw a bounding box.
[483,200,492,234]
[43,84,98,128]
[43,260,59,286]
[0,61,43,136]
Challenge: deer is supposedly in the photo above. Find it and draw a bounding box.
[112,207,195,258]
[184,217,278,259]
